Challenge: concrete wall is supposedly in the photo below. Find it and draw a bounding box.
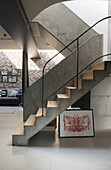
[91,1,111,117]
[91,75,111,116]
[108,1,111,54]
[63,0,108,54]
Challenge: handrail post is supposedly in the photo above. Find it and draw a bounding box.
[76,38,79,88]
[42,69,45,116]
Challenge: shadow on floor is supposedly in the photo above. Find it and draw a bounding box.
[28,129,111,149]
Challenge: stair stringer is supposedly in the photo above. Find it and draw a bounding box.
[13,61,111,145]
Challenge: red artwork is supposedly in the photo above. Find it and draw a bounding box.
[63,114,91,132]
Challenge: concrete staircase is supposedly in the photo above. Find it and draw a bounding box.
[32,3,97,51]
[12,60,111,145]
[12,3,104,145]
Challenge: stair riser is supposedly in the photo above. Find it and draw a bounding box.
[91,62,105,71]
[82,71,93,80]
[65,88,71,98]
[74,79,82,89]
[82,75,93,80]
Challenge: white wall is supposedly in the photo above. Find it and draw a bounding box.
[63,0,108,53]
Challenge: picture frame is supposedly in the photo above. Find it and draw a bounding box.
[59,109,94,138]
[12,69,20,76]
[2,76,8,82]
[1,70,8,75]
[8,76,16,83]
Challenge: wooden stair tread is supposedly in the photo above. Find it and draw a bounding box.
[13,122,24,136]
[47,101,58,108]
[24,114,36,126]
[91,61,105,70]
[36,108,47,117]
[57,94,70,99]
[66,86,77,90]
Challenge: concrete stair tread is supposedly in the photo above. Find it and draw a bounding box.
[24,114,36,126]
[57,94,70,99]
[13,123,24,136]
[91,61,105,70]
[36,108,47,117]
[47,101,58,108]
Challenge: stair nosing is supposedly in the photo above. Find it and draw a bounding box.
[13,122,24,136]
[36,108,47,117]
[57,94,70,99]
[47,101,58,108]
[24,114,36,126]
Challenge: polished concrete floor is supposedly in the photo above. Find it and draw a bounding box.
[0,108,111,170]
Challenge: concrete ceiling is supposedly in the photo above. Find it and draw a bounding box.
[21,0,70,21]
[0,25,21,49]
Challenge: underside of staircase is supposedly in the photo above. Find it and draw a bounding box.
[32,3,97,52]
[12,61,111,145]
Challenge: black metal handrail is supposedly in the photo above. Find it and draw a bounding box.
[42,16,111,116]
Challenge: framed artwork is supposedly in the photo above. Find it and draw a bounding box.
[1,70,8,75]
[8,76,16,83]
[2,76,8,82]
[59,109,94,138]
[12,69,20,76]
